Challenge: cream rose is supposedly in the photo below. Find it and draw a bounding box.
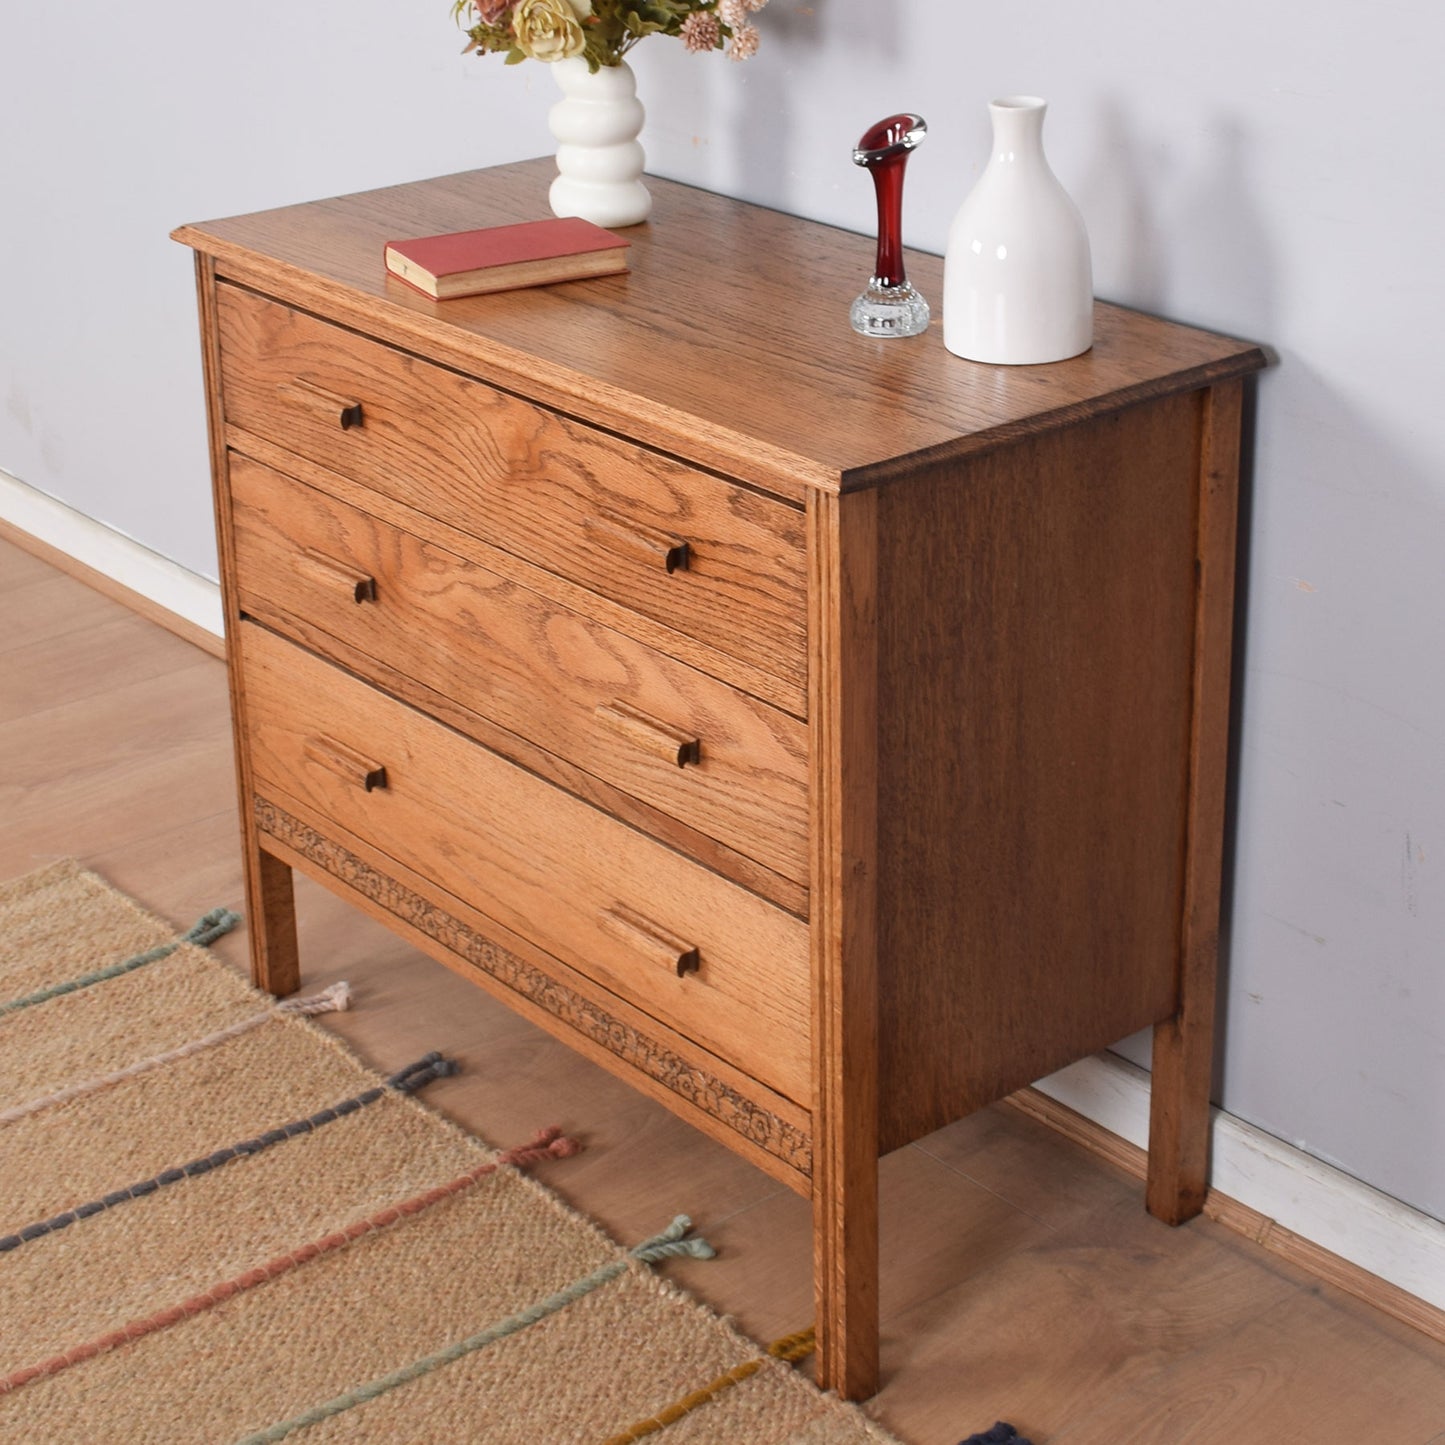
[513,0,589,61]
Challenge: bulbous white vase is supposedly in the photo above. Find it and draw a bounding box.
[547,57,651,228]
[943,96,1093,365]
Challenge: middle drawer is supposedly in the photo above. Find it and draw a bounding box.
[240,622,812,1105]
[230,455,808,886]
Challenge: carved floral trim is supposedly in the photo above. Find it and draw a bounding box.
[255,799,812,1176]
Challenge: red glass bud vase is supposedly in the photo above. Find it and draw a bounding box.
[850,113,930,338]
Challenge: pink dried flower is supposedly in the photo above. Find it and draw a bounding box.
[728,19,759,59]
[474,0,513,21]
[718,0,745,27]
[740,0,768,10]
[680,11,720,52]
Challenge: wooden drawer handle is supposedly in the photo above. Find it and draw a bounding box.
[595,701,701,767]
[292,549,377,604]
[281,378,364,430]
[583,512,690,574]
[600,903,700,978]
[303,734,388,792]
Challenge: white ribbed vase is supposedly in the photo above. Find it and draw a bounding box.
[547,57,651,228]
[943,96,1093,365]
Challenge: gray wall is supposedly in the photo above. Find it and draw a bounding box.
[3,2,1441,1219]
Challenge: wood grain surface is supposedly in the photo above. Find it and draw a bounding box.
[253,796,813,1189]
[873,392,1201,1152]
[230,454,809,885]
[216,285,808,696]
[239,622,812,1104]
[226,424,806,719]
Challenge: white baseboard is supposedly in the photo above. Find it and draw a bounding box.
[5,471,1441,1324]
[0,469,222,640]
[1036,1052,1445,1315]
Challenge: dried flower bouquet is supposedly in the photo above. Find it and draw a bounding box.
[454,0,768,72]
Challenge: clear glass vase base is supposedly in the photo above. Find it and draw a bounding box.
[850,281,931,339]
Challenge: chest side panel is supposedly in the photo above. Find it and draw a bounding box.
[874,391,1205,1151]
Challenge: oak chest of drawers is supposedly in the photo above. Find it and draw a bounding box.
[176,160,1265,1397]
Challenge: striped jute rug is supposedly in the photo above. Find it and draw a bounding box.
[0,860,901,1444]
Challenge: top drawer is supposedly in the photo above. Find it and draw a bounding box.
[216,285,807,704]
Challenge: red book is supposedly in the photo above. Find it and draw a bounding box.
[383,217,630,300]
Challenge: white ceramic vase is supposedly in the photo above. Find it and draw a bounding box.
[943,96,1093,365]
[547,57,651,229]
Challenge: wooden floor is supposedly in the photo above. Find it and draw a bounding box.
[4,531,1444,1445]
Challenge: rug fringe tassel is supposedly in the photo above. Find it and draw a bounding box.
[958,1424,1033,1445]
[496,1126,583,1167]
[385,1051,460,1094]
[185,907,243,948]
[765,1326,817,1364]
[278,980,352,1016]
[631,1216,717,1263]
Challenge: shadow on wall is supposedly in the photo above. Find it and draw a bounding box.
[1230,353,1443,1026]
[1114,349,1445,1217]
[1073,97,1168,314]
[1077,103,1278,348]
[1220,352,1445,1216]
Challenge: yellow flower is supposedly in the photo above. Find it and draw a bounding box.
[513,0,588,61]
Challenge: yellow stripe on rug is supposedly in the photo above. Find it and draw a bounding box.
[601,1326,819,1444]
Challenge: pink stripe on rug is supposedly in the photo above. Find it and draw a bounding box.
[0,1127,579,1397]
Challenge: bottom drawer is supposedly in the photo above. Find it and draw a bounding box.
[239,623,811,1105]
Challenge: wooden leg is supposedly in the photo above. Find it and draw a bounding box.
[813,1131,880,1397]
[246,844,300,997]
[1146,380,1243,1226]
[1148,989,1216,1223]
